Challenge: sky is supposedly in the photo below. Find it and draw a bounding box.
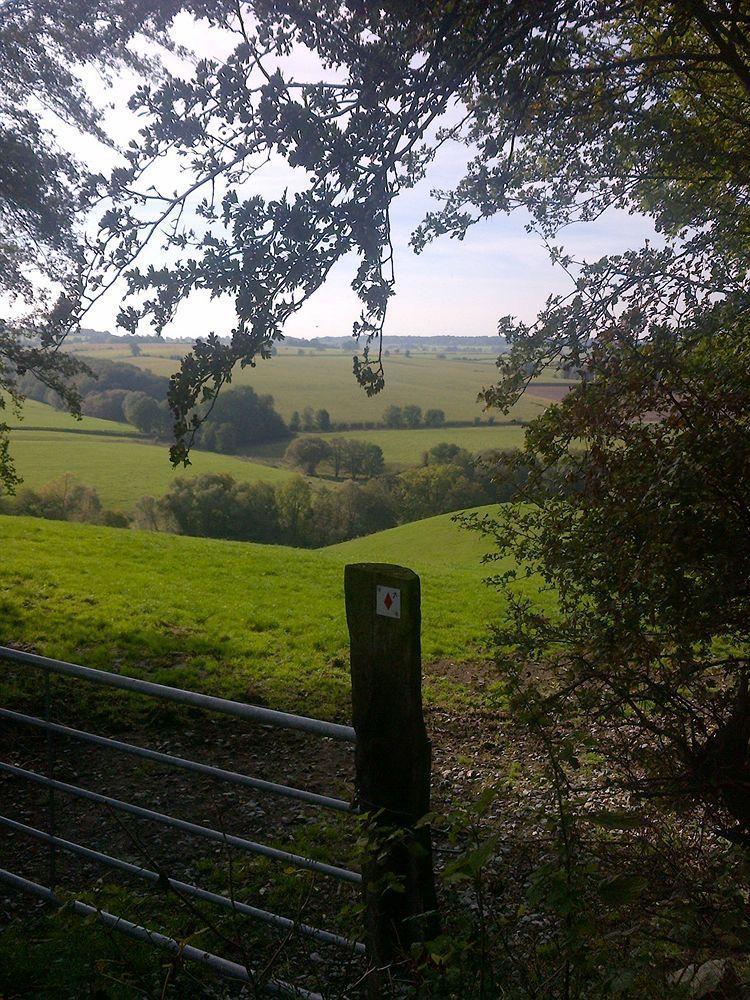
[75,12,657,342]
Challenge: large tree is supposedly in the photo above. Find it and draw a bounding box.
[69,1,750,832]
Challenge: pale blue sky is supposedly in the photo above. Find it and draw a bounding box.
[75,13,656,341]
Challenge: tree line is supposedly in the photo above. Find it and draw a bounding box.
[0,446,566,548]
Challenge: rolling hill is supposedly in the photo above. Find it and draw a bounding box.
[0,508,542,716]
[5,428,295,509]
[4,398,140,436]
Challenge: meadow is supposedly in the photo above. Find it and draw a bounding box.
[4,344,557,508]
[70,341,557,425]
[6,431,294,509]
[317,424,529,464]
[4,397,140,435]
[0,507,543,716]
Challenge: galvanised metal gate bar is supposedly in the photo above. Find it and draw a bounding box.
[0,707,351,812]
[0,869,323,1000]
[0,760,361,882]
[0,645,356,741]
[0,564,440,999]
[0,642,363,995]
[0,815,364,952]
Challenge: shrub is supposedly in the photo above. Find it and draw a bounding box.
[198,386,288,453]
[82,389,130,422]
[158,474,280,542]
[7,474,126,527]
[383,405,403,428]
[122,391,165,436]
[402,404,422,428]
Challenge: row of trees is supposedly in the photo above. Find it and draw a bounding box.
[289,407,330,433]
[284,436,385,479]
[17,358,170,422]
[136,455,499,546]
[17,360,292,455]
[383,404,445,429]
[2,445,548,547]
[287,404,487,433]
[0,474,127,527]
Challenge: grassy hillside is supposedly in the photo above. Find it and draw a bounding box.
[326,507,496,567]
[74,343,550,424]
[4,397,140,435]
[6,431,295,509]
[0,509,541,715]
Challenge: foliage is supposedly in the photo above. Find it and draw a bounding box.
[1,473,126,526]
[81,388,131,423]
[275,476,313,546]
[285,435,332,475]
[122,391,169,436]
[425,5,750,838]
[309,480,397,546]
[402,404,423,429]
[155,473,280,543]
[69,1,588,461]
[396,464,490,523]
[0,0,184,489]
[17,357,169,412]
[197,385,288,454]
[338,439,385,481]
[424,443,473,468]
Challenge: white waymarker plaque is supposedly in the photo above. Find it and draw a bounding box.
[376,585,401,619]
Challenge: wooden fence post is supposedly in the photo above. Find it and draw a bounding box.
[345,562,439,974]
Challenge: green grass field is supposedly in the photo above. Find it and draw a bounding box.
[3,344,557,508]
[72,342,552,425]
[318,424,529,465]
[0,508,544,716]
[3,397,140,435]
[6,431,295,509]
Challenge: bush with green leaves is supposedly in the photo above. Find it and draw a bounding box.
[284,435,333,475]
[122,391,169,437]
[2,473,126,527]
[197,385,288,454]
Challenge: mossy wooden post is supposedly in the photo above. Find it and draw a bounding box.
[345,562,439,974]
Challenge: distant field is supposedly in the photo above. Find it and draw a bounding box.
[318,424,529,465]
[3,397,140,435]
[70,342,553,425]
[0,508,543,714]
[6,430,294,509]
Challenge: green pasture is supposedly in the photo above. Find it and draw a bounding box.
[5,431,294,509]
[0,508,545,716]
[317,424,529,465]
[75,343,551,425]
[3,397,140,435]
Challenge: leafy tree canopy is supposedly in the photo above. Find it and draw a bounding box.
[58,0,750,831]
[0,0,189,490]
[5,2,750,834]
